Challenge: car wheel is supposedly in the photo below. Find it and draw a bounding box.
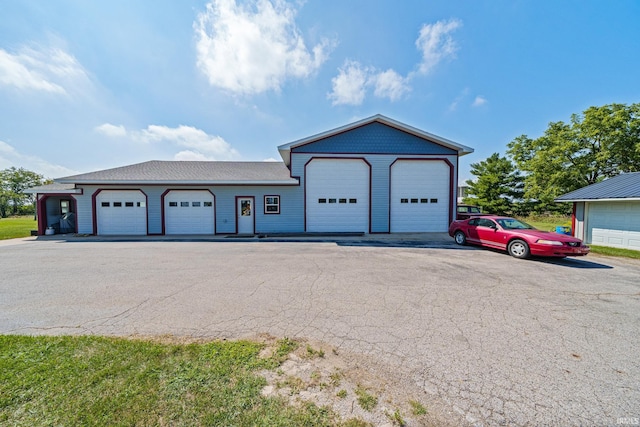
[454,231,467,245]
[507,239,530,259]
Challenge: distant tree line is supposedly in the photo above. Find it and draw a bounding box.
[464,103,640,216]
[0,167,45,218]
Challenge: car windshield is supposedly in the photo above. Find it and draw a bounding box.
[496,218,536,230]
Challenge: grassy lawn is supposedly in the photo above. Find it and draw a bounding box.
[0,335,349,426]
[0,216,37,240]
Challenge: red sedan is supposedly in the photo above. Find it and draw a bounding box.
[448,216,590,259]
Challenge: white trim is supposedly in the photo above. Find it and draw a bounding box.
[558,197,640,202]
[56,180,299,185]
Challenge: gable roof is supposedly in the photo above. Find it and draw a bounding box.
[55,161,298,185]
[24,182,81,194]
[277,114,473,166]
[556,172,640,202]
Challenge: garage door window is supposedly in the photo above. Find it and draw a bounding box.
[192,202,201,207]
[114,202,122,207]
[180,202,189,207]
[101,202,110,207]
[204,201,212,207]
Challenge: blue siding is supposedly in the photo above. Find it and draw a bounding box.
[292,122,457,156]
[75,184,303,235]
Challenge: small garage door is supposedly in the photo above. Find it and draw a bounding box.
[306,159,369,232]
[164,190,215,235]
[588,201,640,250]
[390,160,450,232]
[96,190,147,235]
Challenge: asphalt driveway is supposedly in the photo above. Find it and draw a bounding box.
[1,237,639,426]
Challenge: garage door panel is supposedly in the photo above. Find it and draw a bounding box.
[588,202,640,249]
[391,160,449,232]
[306,159,369,232]
[96,190,147,235]
[165,190,215,234]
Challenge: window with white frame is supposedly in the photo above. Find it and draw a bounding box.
[264,195,280,214]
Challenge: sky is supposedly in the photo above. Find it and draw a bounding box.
[1,0,639,182]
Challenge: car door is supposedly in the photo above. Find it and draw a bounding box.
[475,218,508,249]
[466,218,481,243]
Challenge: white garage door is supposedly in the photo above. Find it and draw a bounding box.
[165,190,215,235]
[588,201,640,250]
[306,159,369,232]
[390,160,450,232]
[96,190,147,235]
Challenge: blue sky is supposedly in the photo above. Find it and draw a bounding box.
[1,0,639,181]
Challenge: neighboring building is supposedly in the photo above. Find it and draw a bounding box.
[28,114,473,236]
[457,185,469,204]
[556,172,640,250]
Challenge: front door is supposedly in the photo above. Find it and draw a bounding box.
[237,197,254,234]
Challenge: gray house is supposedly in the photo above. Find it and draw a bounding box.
[556,172,640,250]
[30,115,473,236]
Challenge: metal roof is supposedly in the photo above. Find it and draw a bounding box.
[277,114,474,166]
[55,161,299,185]
[555,172,640,201]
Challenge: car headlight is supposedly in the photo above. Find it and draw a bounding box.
[536,239,564,246]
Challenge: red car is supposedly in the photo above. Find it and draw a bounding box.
[448,216,590,259]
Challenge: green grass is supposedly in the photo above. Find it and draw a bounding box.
[0,216,37,240]
[0,335,337,426]
[589,245,640,259]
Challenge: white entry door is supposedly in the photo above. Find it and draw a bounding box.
[237,197,254,234]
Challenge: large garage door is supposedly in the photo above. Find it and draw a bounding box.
[96,190,147,235]
[165,190,215,235]
[306,159,369,232]
[588,201,640,250]
[390,160,450,232]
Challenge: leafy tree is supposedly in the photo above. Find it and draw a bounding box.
[464,153,523,215]
[507,103,640,212]
[0,167,44,217]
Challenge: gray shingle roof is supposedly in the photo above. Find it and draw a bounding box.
[55,161,298,185]
[556,172,640,201]
[24,183,79,194]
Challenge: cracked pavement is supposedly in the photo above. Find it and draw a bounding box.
[1,238,639,426]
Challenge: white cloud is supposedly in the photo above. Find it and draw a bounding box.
[0,140,79,178]
[372,69,410,101]
[328,18,461,107]
[472,95,488,107]
[328,60,370,106]
[95,123,127,137]
[415,19,462,75]
[194,0,333,95]
[97,123,240,161]
[328,61,410,106]
[0,45,90,95]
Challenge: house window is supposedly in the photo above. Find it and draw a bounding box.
[169,202,178,207]
[60,200,71,214]
[264,195,280,214]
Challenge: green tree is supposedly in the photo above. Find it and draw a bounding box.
[507,103,640,212]
[0,167,44,217]
[464,153,524,215]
